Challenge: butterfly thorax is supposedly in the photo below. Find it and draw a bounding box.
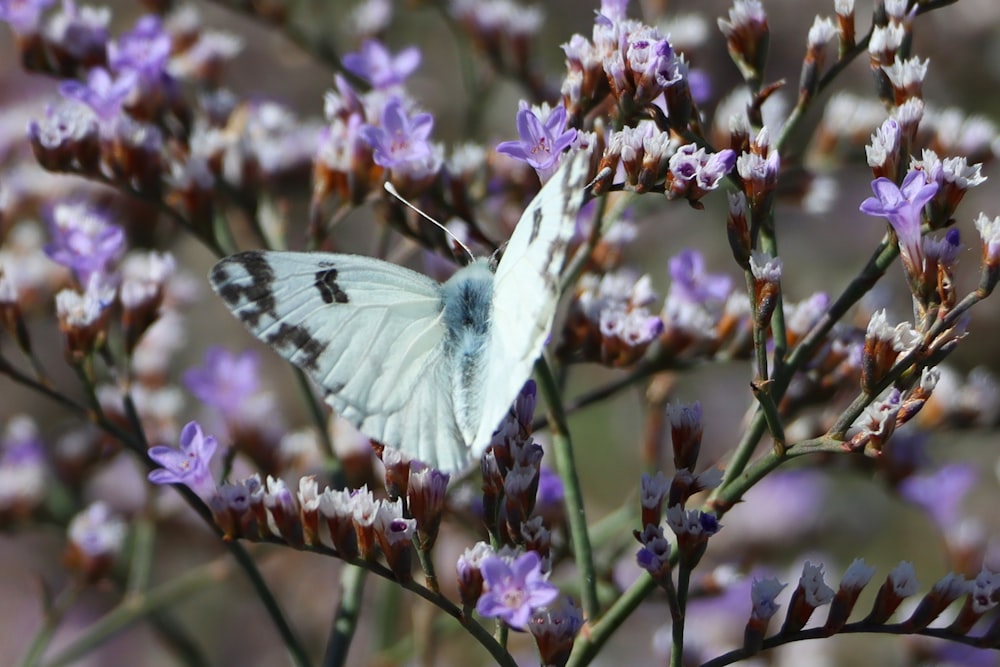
[439,258,494,445]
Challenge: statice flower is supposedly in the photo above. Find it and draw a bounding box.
[0,0,53,34]
[343,39,420,89]
[666,143,736,205]
[59,67,138,123]
[167,28,244,83]
[860,170,939,278]
[0,415,48,520]
[529,596,585,667]
[350,0,392,36]
[147,421,219,501]
[667,249,732,305]
[496,102,577,180]
[183,347,261,423]
[55,271,116,355]
[44,0,110,66]
[44,200,125,284]
[27,99,100,172]
[659,250,736,352]
[898,463,977,531]
[476,550,560,630]
[974,212,1000,269]
[65,501,126,580]
[359,97,435,170]
[108,14,172,86]
[563,269,663,366]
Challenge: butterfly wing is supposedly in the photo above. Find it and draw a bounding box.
[471,148,593,451]
[209,251,469,471]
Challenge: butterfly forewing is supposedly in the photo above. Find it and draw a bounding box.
[472,149,593,451]
[210,251,467,467]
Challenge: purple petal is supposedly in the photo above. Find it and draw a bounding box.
[480,556,513,586]
[496,140,530,160]
[512,551,542,580]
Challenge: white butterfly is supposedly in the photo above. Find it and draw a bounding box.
[209,148,592,472]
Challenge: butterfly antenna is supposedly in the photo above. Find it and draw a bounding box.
[383,182,476,263]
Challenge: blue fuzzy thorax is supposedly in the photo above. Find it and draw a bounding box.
[439,258,494,444]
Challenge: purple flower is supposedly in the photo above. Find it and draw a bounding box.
[47,0,110,63]
[667,249,732,305]
[513,379,537,431]
[0,0,54,34]
[343,39,421,89]
[359,97,434,169]
[697,149,736,190]
[496,103,577,178]
[108,15,171,82]
[68,501,125,559]
[535,466,564,513]
[899,463,977,530]
[476,551,559,630]
[860,170,939,272]
[182,347,261,421]
[60,67,138,121]
[687,68,712,104]
[147,421,219,500]
[44,200,125,283]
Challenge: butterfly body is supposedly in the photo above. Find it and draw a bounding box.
[439,258,494,446]
[210,148,591,471]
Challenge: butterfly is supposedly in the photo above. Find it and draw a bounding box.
[209,147,592,472]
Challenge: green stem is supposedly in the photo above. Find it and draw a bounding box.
[567,574,657,667]
[670,564,692,667]
[223,542,312,667]
[126,513,156,595]
[757,212,787,378]
[747,269,769,383]
[322,565,367,667]
[20,585,82,667]
[416,545,440,594]
[710,240,898,499]
[535,358,599,622]
[145,611,209,667]
[40,560,232,667]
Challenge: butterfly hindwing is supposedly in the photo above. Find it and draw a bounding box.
[210,250,468,469]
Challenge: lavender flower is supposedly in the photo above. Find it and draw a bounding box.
[182,346,264,426]
[359,97,434,169]
[496,102,577,179]
[667,249,732,305]
[108,14,172,84]
[60,67,138,122]
[67,501,126,561]
[974,212,1000,268]
[147,421,219,500]
[44,200,125,284]
[0,416,48,517]
[750,576,786,622]
[898,463,977,531]
[44,0,110,67]
[343,39,420,89]
[667,143,736,203]
[0,0,53,34]
[860,171,939,274]
[476,551,559,630]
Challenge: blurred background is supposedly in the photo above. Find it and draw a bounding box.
[2,1,1000,665]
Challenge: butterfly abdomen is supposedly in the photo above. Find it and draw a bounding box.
[440,259,494,445]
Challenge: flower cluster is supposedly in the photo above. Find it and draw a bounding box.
[561,269,663,367]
